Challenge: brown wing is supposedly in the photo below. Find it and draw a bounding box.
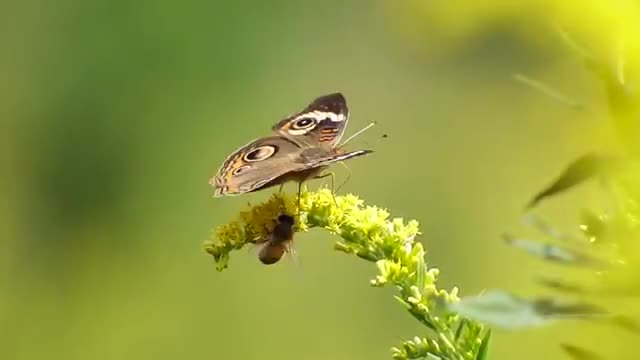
[272,93,349,149]
[211,136,307,196]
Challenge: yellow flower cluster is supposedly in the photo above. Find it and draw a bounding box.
[205,189,484,359]
[204,192,298,270]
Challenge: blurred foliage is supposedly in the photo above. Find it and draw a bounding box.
[3,0,640,359]
[473,18,640,359]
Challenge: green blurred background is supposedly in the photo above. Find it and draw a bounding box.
[2,0,636,359]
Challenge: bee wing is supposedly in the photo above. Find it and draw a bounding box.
[282,240,306,286]
[245,234,265,255]
[283,240,300,268]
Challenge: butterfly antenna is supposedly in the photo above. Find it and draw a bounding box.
[345,132,389,150]
[335,132,386,192]
[339,121,377,148]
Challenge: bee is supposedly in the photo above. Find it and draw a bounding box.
[257,214,296,265]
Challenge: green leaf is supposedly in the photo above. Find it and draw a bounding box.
[535,277,587,295]
[531,298,608,318]
[503,234,609,269]
[555,25,640,156]
[513,74,584,110]
[454,318,468,341]
[555,25,596,67]
[521,213,581,242]
[604,315,640,335]
[475,330,491,360]
[526,153,619,208]
[579,210,609,244]
[450,291,609,330]
[449,291,551,329]
[560,344,603,360]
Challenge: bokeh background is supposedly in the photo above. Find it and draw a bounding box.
[3,0,638,359]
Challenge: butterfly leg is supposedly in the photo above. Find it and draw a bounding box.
[296,180,303,219]
[273,187,287,218]
[313,172,338,206]
[336,162,352,193]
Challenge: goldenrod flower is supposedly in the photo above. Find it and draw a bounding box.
[204,189,487,359]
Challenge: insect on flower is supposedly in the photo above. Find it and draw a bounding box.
[256,214,296,265]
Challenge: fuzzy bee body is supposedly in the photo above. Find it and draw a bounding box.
[258,214,295,265]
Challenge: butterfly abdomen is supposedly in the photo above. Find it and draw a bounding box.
[260,167,328,188]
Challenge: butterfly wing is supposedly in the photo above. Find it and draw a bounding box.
[211,136,308,196]
[272,93,349,149]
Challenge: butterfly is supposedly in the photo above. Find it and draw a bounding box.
[210,93,373,197]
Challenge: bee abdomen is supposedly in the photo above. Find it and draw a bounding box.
[258,243,287,265]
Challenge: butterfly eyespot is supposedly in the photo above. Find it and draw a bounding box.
[243,145,277,162]
[232,165,251,175]
[292,117,317,130]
